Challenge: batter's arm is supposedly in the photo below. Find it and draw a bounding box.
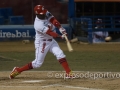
[45,11,61,29]
[49,17,61,29]
[50,17,67,35]
[48,12,67,35]
[46,29,61,38]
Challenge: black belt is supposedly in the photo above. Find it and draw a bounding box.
[42,39,52,41]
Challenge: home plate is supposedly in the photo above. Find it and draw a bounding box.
[23,80,45,83]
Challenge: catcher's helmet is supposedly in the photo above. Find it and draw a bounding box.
[34,5,46,15]
[96,18,102,24]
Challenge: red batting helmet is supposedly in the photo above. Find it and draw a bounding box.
[34,5,46,15]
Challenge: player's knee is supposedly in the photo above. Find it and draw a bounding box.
[32,62,43,68]
[56,51,66,60]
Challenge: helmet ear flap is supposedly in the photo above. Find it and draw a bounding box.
[35,11,38,14]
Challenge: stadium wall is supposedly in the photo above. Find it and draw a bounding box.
[0,24,72,41]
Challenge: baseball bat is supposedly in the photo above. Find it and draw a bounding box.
[64,35,73,52]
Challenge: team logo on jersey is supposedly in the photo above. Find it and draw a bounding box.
[41,27,46,32]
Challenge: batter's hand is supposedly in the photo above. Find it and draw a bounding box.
[61,34,66,39]
[59,27,67,35]
[58,34,66,39]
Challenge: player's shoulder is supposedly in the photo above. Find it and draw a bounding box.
[46,10,53,18]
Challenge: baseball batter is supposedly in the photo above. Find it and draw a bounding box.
[9,5,73,79]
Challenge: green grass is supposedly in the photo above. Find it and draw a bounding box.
[0,41,120,72]
[0,50,120,72]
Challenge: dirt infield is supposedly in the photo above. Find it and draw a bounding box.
[0,71,120,90]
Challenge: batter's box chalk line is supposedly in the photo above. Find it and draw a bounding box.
[22,80,45,83]
[41,84,103,90]
[0,84,103,90]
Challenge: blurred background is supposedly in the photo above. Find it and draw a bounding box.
[0,0,68,24]
[0,0,120,43]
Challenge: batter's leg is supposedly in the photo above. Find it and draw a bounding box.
[9,42,50,79]
[58,58,71,74]
[49,40,71,74]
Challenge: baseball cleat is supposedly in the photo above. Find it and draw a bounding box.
[65,71,76,79]
[9,67,21,79]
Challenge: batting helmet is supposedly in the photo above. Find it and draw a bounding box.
[34,5,46,15]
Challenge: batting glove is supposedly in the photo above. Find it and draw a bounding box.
[58,34,66,39]
[61,34,66,39]
[59,27,67,35]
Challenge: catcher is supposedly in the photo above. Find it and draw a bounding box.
[93,19,109,43]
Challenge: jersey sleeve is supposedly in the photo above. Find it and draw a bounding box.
[35,23,59,38]
[46,29,59,38]
[46,11,54,20]
[46,11,61,29]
